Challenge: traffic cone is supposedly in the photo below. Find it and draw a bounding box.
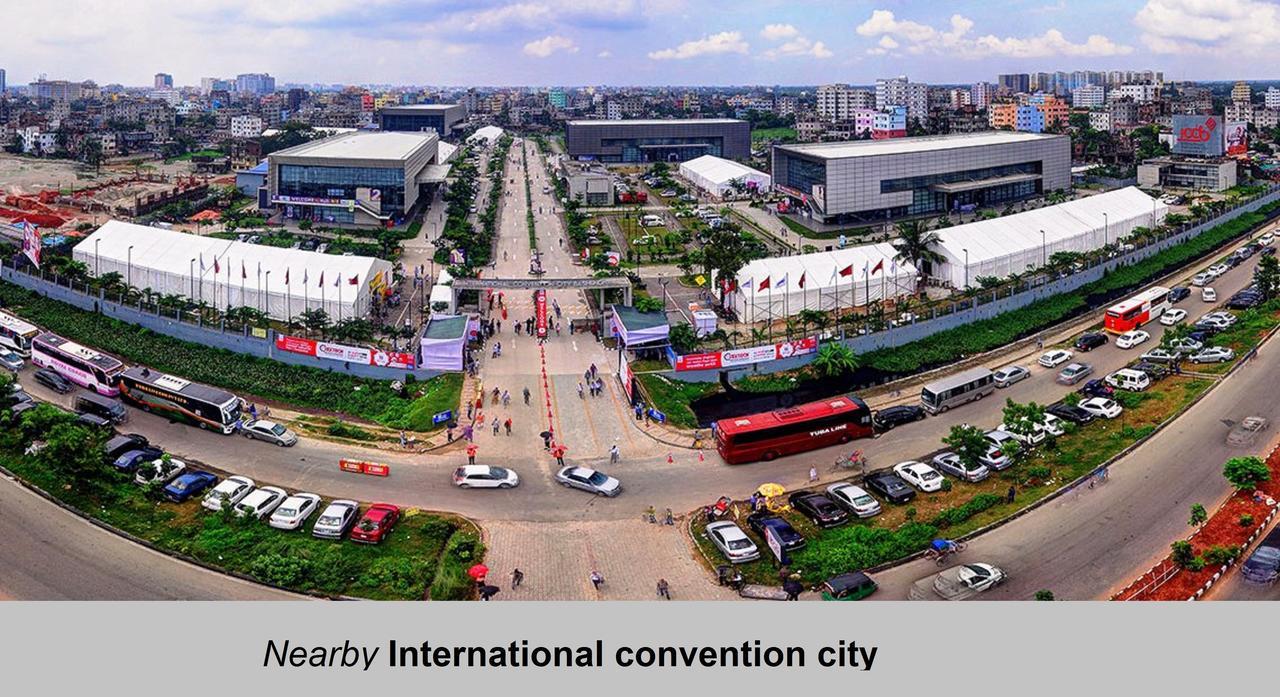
[667,453,674,464]
[699,451,705,462]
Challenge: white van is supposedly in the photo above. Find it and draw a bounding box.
[1105,368,1151,392]
[641,214,664,227]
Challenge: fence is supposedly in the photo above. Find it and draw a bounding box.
[0,260,439,382]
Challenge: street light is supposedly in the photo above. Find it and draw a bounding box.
[127,245,134,290]
[1102,212,1109,248]
[1040,230,1046,268]
[963,248,969,290]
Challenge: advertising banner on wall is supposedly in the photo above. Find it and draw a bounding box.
[21,222,41,268]
[673,337,818,371]
[1172,114,1224,157]
[1225,121,1249,156]
[275,334,415,369]
[534,289,548,339]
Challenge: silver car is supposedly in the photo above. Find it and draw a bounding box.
[826,482,882,518]
[1190,346,1234,364]
[312,499,359,539]
[0,348,24,372]
[706,521,760,563]
[555,466,621,497]
[932,451,990,482]
[992,365,1029,388]
[241,419,298,447]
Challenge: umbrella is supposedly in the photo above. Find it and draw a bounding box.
[756,483,786,498]
[467,564,489,581]
[539,431,553,439]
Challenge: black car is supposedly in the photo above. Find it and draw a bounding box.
[105,433,150,460]
[2,388,33,410]
[1227,293,1262,310]
[33,368,72,394]
[1240,527,1280,584]
[1074,332,1108,352]
[873,404,926,430]
[1131,361,1170,381]
[1168,286,1191,303]
[1187,330,1213,345]
[863,471,916,505]
[1261,247,1277,257]
[76,412,113,429]
[1077,379,1115,398]
[1047,402,1096,425]
[787,492,850,528]
[299,237,320,251]
[1192,319,1224,334]
[746,512,806,551]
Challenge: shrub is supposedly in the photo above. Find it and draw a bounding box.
[930,493,1003,528]
[250,553,310,586]
[791,522,938,581]
[1023,466,1052,483]
[1239,514,1255,527]
[1171,540,1196,569]
[1034,590,1055,601]
[1203,545,1240,567]
[1223,456,1271,490]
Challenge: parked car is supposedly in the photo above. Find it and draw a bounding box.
[1047,402,1097,425]
[1190,346,1235,364]
[1115,330,1150,349]
[234,486,286,519]
[1139,348,1181,363]
[74,392,128,425]
[33,368,72,393]
[162,471,219,503]
[996,420,1047,447]
[874,404,926,430]
[312,499,360,539]
[1041,413,1066,436]
[893,461,945,492]
[1191,272,1212,287]
[825,483,882,517]
[746,512,806,551]
[1195,314,1231,331]
[1168,286,1191,303]
[1131,361,1171,381]
[1261,233,1276,246]
[269,493,322,530]
[931,451,990,482]
[1104,368,1151,392]
[555,466,621,496]
[201,475,255,512]
[820,571,878,601]
[1078,397,1123,419]
[706,521,760,563]
[1167,337,1204,352]
[0,348,24,371]
[241,419,298,447]
[76,412,113,429]
[788,492,849,527]
[112,447,164,472]
[1057,362,1094,385]
[1208,262,1230,277]
[1038,349,1073,367]
[1240,527,1280,584]
[1201,287,1217,302]
[349,503,400,544]
[863,470,916,505]
[1205,310,1238,326]
[105,433,150,460]
[453,465,520,489]
[1077,378,1115,398]
[1074,332,1108,352]
[134,456,185,485]
[992,365,1030,388]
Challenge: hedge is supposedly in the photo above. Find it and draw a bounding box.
[930,493,1004,528]
[789,521,938,580]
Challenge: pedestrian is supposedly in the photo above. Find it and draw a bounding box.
[584,369,592,383]
[399,430,407,448]
[1006,485,1016,504]
[657,578,671,600]
[248,403,258,420]
[492,386,501,402]
[783,579,802,601]
[497,320,501,333]
[504,418,512,436]
[1036,337,1044,350]
[610,444,620,464]
[492,419,500,436]
[645,505,657,523]
[523,387,531,405]
[665,508,674,525]
[590,363,598,378]
[511,568,524,589]
[590,571,604,591]
[542,433,552,450]
[578,382,585,399]
[502,390,510,407]
[515,322,522,336]
[466,443,478,465]
[809,466,819,483]
[479,584,499,601]
[554,322,560,336]
[466,401,474,420]
[635,403,643,421]
[447,426,455,443]
[462,424,474,442]
[553,445,567,466]
[750,492,759,511]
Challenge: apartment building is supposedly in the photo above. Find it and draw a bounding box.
[816,84,874,121]
[875,76,929,123]
[1072,85,1106,108]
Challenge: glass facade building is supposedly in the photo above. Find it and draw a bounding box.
[378,105,465,136]
[278,165,407,213]
[565,119,750,163]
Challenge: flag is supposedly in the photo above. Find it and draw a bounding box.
[199,254,205,272]
[838,264,853,277]
[285,268,290,285]
[890,257,897,274]
[348,275,358,285]
[862,260,869,276]
[241,260,247,279]
[318,271,324,288]
[775,273,788,289]
[334,272,340,288]
[214,256,220,274]
[798,272,806,289]
[872,259,884,275]
[303,269,308,285]
[758,276,770,291]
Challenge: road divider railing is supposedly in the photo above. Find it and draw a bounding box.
[339,459,391,477]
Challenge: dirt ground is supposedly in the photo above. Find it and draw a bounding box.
[0,154,91,195]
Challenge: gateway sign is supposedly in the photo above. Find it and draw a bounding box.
[674,337,818,371]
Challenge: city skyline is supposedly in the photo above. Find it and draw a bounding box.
[7,0,1280,88]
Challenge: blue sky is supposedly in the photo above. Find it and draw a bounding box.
[7,1,1280,86]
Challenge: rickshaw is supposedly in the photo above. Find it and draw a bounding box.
[925,538,967,565]
[820,571,879,601]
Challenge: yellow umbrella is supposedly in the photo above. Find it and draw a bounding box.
[756,483,786,498]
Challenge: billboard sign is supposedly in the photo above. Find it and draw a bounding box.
[275,335,414,369]
[1225,121,1248,156]
[673,337,818,371]
[21,222,40,268]
[1172,115,1223,157]
[534,289,548,339]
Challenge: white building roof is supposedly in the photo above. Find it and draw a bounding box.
[566,118,744,126]
[466,125,504,144]
[271,130,436,161]
[678,155,769,187]
[778,131,1065,160]
[736,242,916,296]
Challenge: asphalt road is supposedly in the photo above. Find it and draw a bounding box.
[0,473,299,600]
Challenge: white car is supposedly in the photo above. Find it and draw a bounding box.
[555,466,622,497]
[992,365,1030,388]
[955,563,1008,593]
[826,483,882,518]
[1115,330,1150,349]
[1261,233,1275,246]
[985,429,1025,454]
[706,521,760,563]
[1159,308,1187,326]
[1204,310,1238,326]
[980,442,1011,470]
[269,493,321,530]
[893,461,945,493]
[1168,337,1204,352]
[453,464,520,489]
[134,457,186,486]
[312,499,359,539]
[932,451,990,483]
[1201,287,1217,302]
[1041,413,1066,437]
[1208,263,1230,277]
[1078,397,1123,419]
[1191,272,1212,286]
[1190,346,1235,364]
[201,475,255,512]
[1038,349,1073,368]
[1196,314,1231,330]
[235,486,286,519]
[997,420,1046,446]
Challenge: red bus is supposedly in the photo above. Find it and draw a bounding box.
[1104,286,1171,333]
[714,396,874,464]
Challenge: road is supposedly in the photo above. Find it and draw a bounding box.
[0,473,299,600]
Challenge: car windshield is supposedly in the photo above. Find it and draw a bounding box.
[1251,548,1280,562]
[964,564,991,578]
[726,538,752,550]
[587,472,609,485]
[276,507,296,517]
[853,495,875,506]
[271,424,287,436]
[170,479,189,491]
[921,470,940,480]
[490,467,509,478]
[318,516,341,526]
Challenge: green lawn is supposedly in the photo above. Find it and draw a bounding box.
[752,127,796,142]
[168,149,225,162]
[777,214,874,241]
[636,373,719,429]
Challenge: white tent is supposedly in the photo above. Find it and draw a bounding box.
[678,155,771,198]
[466,126,504,146]
[931,187,1168,289]
[73,220,395,322]
[730,243,917,322]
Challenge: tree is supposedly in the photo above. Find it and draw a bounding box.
[633,295,663,313]
[667,323,698,354]
[700,226,756,304]
[1001,399,1047,443]
[1170,540,1198,570]
[1034,590,1056,601]
[1255,253,1280,299]
[299,308,331,337]
[812,342,859,378]
[943,424,991,472]
[330,318,375,343]
[36,422,108,492]
[891,219,944,276]
[1223,456,1270,490]
[1188,503,1208,528]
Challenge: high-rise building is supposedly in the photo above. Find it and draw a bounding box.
[997,73,1030,94]
[548,89,566,109]
[816,84,874,121]
[1117,84,1159,104]
[154,73,172,89]
[0,68,6,94]
[235,73,276,95]
[1266,87,1280,110]
[875,76,928,123]
[969,82,993,109]
[1072,85,1106,108]
[1232,81,1252,105]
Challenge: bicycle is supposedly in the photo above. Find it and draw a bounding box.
[924,540,967,566]
[831,450,868,473]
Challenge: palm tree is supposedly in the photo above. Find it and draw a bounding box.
[750,327,768,345]
[812,342,860,378]
[891,219,945,279]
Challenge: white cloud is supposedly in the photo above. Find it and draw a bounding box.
[597,50,612,58]
[760,23,799,41]
[523,35,578,57]
[1135,0,1280,53]
[855,9,1131,58]
[648,31,748,60]
[465,3,552,32]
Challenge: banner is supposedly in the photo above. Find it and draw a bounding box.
[673,337,818,371]
[276,334,415,369]
[621,359,634,401]
[21,222,40,268]
[1226,121,1248,156]
[535,289,548,339]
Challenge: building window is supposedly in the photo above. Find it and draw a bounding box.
[278,165,405,213]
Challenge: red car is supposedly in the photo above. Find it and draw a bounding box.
[348,503,400,544]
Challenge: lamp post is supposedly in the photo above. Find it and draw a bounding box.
[1103,212,1108,248]
[963,248,969,290]
[94,239,100,276]
[1040,229,1046,268]
[127,245,134,290]
[189,258,195,300]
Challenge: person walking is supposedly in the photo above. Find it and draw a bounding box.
[577,382,585,399]
[656,578,671,600]
[553,445,567,466]
[398,430,407,448]
[511,568,524,589]
[466,401,474,420]
[609,444,620,464]
[504,418,512,436]
[523,387,531,405]
[809,466,819,483]
[665,508,674,526]
[590,571,604,591]
[492,419,500,436]
[466,443,478,465]
[502,390,510,407]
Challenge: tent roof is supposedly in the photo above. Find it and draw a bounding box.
[466,126,504,144]
[933,187,1166,264]
[679,155,769,186]
[423,315,467,339]
[736,242,916,294]
[611,305,668,331]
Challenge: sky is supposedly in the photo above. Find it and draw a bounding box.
[6,0,1280,87]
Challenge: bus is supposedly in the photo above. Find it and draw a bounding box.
[920,366,995,415]
[31,332,125,396]
[714,395,874,465]
[118,366,242,434]
[1104,286,1170,333]
[0,310,40,357]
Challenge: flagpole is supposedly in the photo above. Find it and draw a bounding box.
[286,268,292,325]
[864,268,869,308]
[337,277,343,323]
[767,281,773,342]
[256,265,262,313]
[783,273,789,328]
[304,271,310,318]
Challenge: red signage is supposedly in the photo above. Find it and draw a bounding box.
[339,459,391,476]
[338,459,364,473]
[276,334,415,369]
[276,335,318,355]
[534,289,548,339]
[674,337,818,371]
[1179,122,1214,143]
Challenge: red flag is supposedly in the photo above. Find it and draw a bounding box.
[758,277,770,291]
[871,259,885,275]
[213,257,220,274]
[241,261,247,279]
[838,264,854,277]
[798,272,806,289]
[318,271,324,288]
[348,275,358,285]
